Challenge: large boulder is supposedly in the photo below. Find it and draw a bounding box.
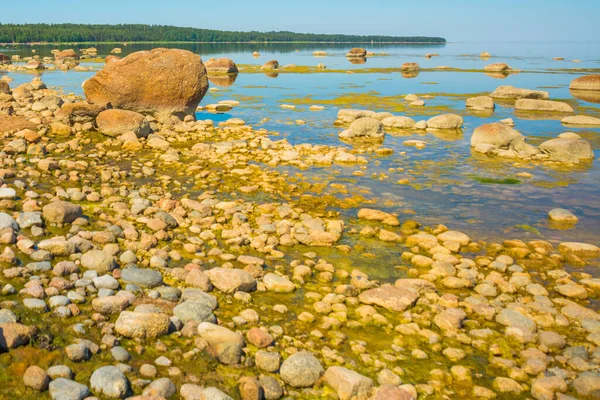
[339,117,384,140]
[484,63,511,72]
[471,123,540,158]
[515,99,574,113]
[197,322,245,365]
[83,48,208,119]
[280,351,324,388]
[381,116,415,129]
[538,138,594,164]
[205,58,238,74]
[401,62,420,71]
[466,96,495,110]
[114,311,170,339]
[55,49,79,60]
[96,109,151,138]
[427,114,463,129]
[570,75,600,91]
[346,48,367,58]
[490,85,549,100]
[0,322,37,351]
[561,115,600,126]
[261,60,279,70]
[0,80,10,95]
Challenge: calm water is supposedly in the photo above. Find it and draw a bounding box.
[3,42,600,245]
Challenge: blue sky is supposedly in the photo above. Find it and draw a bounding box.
[1,0,597,42]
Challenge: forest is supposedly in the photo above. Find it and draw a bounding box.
[0,23,446,44]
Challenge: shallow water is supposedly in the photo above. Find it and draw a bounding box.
[3,42,599,246]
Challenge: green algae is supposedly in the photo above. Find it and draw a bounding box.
[472,176,522,185]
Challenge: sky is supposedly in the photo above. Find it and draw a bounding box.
[1,0,598,42]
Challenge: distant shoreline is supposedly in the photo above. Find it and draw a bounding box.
[1,41,447,45]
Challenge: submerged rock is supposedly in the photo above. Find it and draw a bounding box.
[490,85,549,99]
[323,366,373,400]
[466,96,495,110]
[358,286,419,312]
[538,138,594,163]
[561,115,600,126]
[83,48,208,119]
[515,99,574,113]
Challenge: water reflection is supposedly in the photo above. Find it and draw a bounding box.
[348,57,367,65]
[208,73,238,87]
[402,70,420,78]
[570,89,600,104]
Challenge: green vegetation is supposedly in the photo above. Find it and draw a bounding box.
[0,23,446,44]
[472,176,522,185]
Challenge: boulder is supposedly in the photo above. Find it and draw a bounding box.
[55,49,79,60]
[25,60,45,70]
[381,116,415,129]
[573,372,600,398]
[346,48,367,58]
[484,63,510,72]
[0,322,36,350]
[558,242,600,258]
[401,62,420,71]
[0,80,10,94]
[56,101,105,124]
[0,212,19,231]
[490,85,549,100]
[538,138,594,163]
[358,286,419,312]
[205,267,257,293]
[197,322,245,365]
[323,366,373,400]
[83,48,208,119]
[42,201,83,224]
[548,208,578,223]
[280,351,324,388]
[96,109,151,138]
[339,117,384,140]
[81,250,118,273]
[263,273,296,293]
[0,53,11,64]
[261,60,279,70]
[427,114,463,129]
[23,366,50,391]
[121,267,163,288]
[90,366,130,398]
[357,208,399,226]
[49,378,90,400]
[471,123,526,150]
[173,300,216,323]
[561,115,600,126]
[205,58,238,74]
[515,99,574,113]
[570,74,600,91]
[114,311,170,338]
[466,96,495,110]
[336,109,375,124]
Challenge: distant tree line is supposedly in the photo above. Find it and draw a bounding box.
[0,23,446,44]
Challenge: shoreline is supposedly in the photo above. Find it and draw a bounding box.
[1,41,448,45]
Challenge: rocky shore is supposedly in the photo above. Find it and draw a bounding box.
[0,48,599,400]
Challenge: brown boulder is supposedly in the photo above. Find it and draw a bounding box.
[346,48,367,58]
[56,101,105,124]
[0,323,37,351]
[0,115,36,133]
[105,55,121,64]
[0,81,10,95]
[96,109,151,138]
[83,48,208,119]
[401,62,420,71]
[0,53,11,65]
[570,74,600,91]
[261,60,279,70]
[55,49,79,60]
[25,60,45,70]
[484,63,511,72]
[205,57,238,74]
